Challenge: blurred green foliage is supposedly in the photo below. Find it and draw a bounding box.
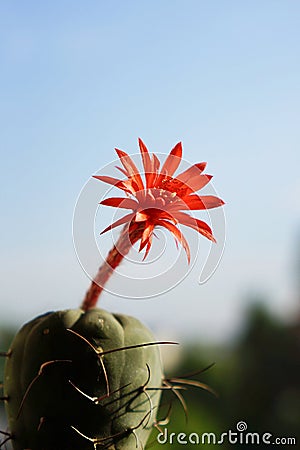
[148,303,300,449]
[1,304,299,449]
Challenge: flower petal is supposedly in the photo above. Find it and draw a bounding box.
[135,211,149,222]
[143,236,153,260]
[93,175,126,190]
[138,138,153,188]
[115,148,144,191]
[157,210,178,224]
[100,197,138,210]
[152,153,160,173]
[139,223,155,252]
[158,219,191,263]
[145,154,160,188]
[138,138,152,171]
[172,211,216,242]
[115,166,128,177]
[183,174,213,193]
[180,194,225,210]
[100,212,135,235]
[176,162,207,183]
[160,142,183,178]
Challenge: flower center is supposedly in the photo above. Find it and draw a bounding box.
[133,188,180,224]
[161,177,189,197]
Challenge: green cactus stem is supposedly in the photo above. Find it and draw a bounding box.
[4,308,168,450]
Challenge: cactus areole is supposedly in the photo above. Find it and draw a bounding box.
[3,139,224,449]
[4,308,163,450]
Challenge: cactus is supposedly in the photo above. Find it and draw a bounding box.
[4,308,165,450]
[1,139,224,449]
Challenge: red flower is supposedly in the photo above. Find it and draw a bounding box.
[94,139,224,263]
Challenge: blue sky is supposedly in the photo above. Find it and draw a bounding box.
[1,1,300,342]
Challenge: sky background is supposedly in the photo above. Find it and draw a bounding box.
[1,1,300,343]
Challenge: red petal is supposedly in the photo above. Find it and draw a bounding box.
[152,153,160,172]
[115,148,138,177]
[157,210,178,224]
[180,194,225,210]
[100,212,135,235]
[142,236,153,260]
[100,197,138,210]
[158,220,191,263]
[135,211,149,222]
[176,162,207,183]
[94,174,139,196]
[160,142,183,178]
[183,174,213,194]
[138,138,151,172]
[146,154,160,188]
[93,175,126,190]
[147,172,157,189]
[138,138,152,188]
[172,211,216,242]
[139,223,154,251]
[115,166,128,177]
[115,148,144,191]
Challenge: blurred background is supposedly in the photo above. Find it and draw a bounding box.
[1,1,299,448]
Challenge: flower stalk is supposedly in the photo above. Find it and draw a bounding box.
[81,223,144,311]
